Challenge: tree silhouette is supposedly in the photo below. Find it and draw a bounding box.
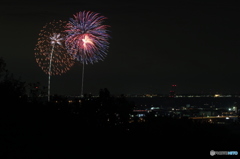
[27,82,47,102]
[0,57,6,79]
[92,89,133,129]
[0,57,26,104]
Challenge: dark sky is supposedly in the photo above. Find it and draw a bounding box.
[1,1,240,96]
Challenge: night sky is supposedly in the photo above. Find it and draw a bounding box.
[1,1,240,96]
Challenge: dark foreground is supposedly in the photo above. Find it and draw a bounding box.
[1,102,240,158]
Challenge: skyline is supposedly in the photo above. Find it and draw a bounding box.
[1,1,240,95]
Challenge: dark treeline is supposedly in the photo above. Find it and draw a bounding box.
[1,57,240,158]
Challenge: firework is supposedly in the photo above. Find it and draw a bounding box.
[34,20,75,101]
[65,11,110,64]
[65,11,110,97]
[35,20,74,75]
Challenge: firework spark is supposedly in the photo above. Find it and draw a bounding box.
[34,20,75,101]
[65,11,110,64]
[35,20,74,76]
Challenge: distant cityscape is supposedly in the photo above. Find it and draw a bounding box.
[31,93,240,126]
[123,93,236,98]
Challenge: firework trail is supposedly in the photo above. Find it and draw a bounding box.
[35,20,74,101]
[65,11,110,97]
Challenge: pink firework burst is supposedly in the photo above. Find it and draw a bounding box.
[65,11,110,64]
